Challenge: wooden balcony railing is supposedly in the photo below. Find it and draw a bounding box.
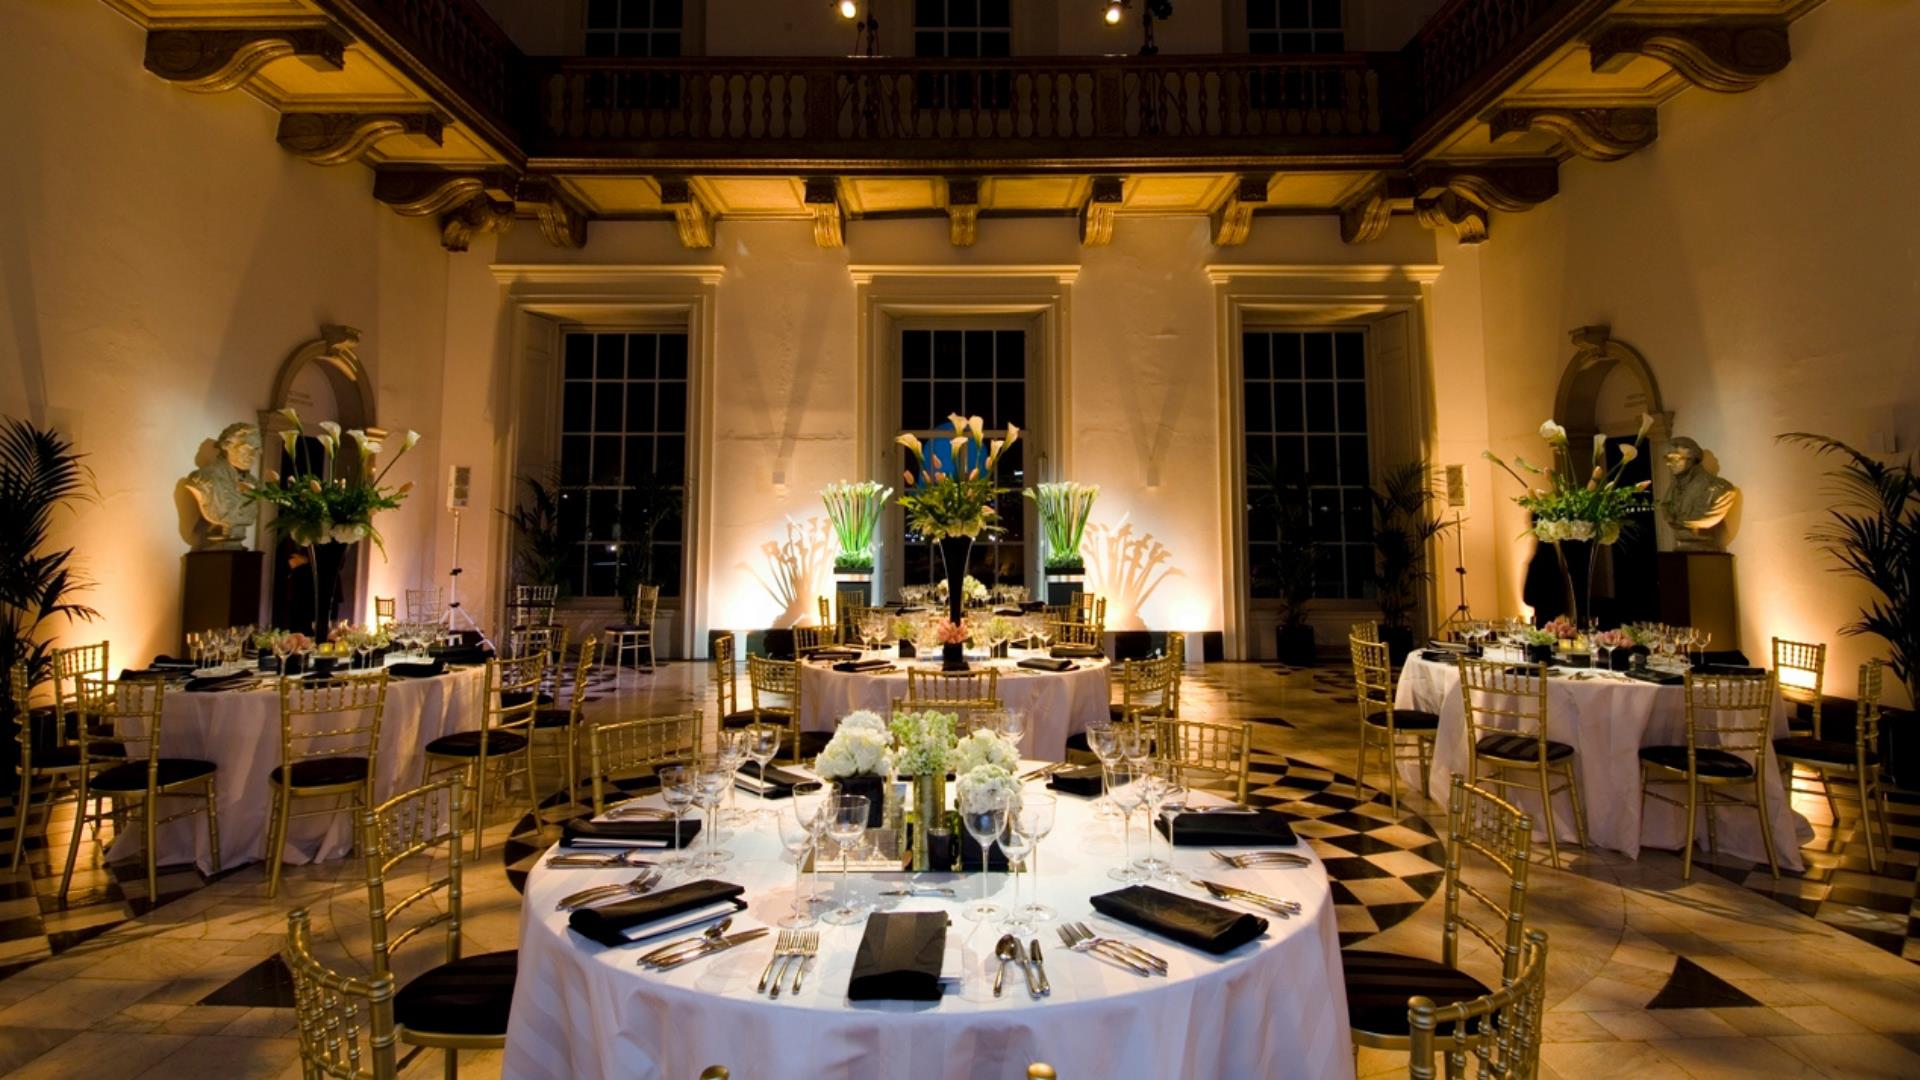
[323,0,524,144]
[525,55,1404,162]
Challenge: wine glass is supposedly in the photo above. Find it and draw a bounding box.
[1015,792,1058,922]
[821,794,871,926]
[958,789,1012,922]
[745,724,782,818]
[1105,763,1146,883]
[1132,762,1173,877]
[996,812,1035,930]
[271,633,294,680]
[688,767,734,872]
[1087,720,1121,819]
[657,764,694,869]
[1694,629,1712,669]
[717,729,750,826]
[777,783,824,928]
[998,706,1028,753]
[1153,769,1191,885]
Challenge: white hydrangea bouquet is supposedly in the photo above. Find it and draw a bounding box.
[814,710,895,780]
[889,709,957,778]
[955,764,1020,815]
[952,728,1019,775]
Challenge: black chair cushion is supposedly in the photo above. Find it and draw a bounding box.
[1365,709,1441,732]
[720,710,760,729]
[533,707,574,729]
[1772,736,1872,767]
[1476,733,1573,763]
[269,755,370,789]
[394,950,517,1038]
[1342,950,1491,1037]
[90,758,216,793]
[606,621,651,633]
[1637,744,1755,778]
[425,730,529,757]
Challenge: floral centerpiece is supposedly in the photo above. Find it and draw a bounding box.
[933,617,971,671]
[822,480,892,575]
[1484,415,1654,627]
[955,762,1021,871]
[952,728,1020,775]
[932,574,990,608]
[890,709,959,871]
[815,710,893,826]
[897,415,1021,667]
[1026,481,1098,573]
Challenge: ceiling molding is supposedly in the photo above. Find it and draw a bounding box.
[1210,174,1271,247]
[1079,176,1124,246]
[1204,264,1445,286]
[1486,106,1658,162]
[276,110,445,165]
[489,263,728,285]
[846,265,1081,285]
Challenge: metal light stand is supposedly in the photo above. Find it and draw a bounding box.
[1447,509,1472,627]
[442,507,492,650]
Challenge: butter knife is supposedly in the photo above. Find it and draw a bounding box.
[646,928,770,970]
[1199,879,1300,916]
[1027,939,1050,995]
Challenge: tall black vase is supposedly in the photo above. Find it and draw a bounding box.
[937,534,973,671]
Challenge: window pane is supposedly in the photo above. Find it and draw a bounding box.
[1245,382,1273,434]
[560,436,590,485]
[621,0,651,26]
[588,0,619,29]
[1246,435,1273,468]
[981,0,1009,25]
[1307,435,1338,484]
[655,0,683,27]
[950,0,977,26]
[657,334,688,379]
[1275,380,1304,432]
[1273,333,1302,378]
[563,381,592,432]
[932,330,963,377]
[1304,333,1333,379]
[1247,0,1276,30]
[1304,383,1335,432]
[1313,0,1342,29]
[902,385,932,432]
[624,382,655,434]
[593,436,623,484]
[1275,435,1303,478]
[624,436,653,483]
[657,380,686,434]
[995,381,1024,430]
[596,334,625,378]
[964,330,994,378]
[1335,331,1364,378]
[627,334,657,379]
[656,435,685,481]
[595,384,624,432]
[558,490,586,544]
[564,333,594,378]
[1339,435,1370,485]
[933,381,965,423]
[1337,381,1367,432]
[902,330,931,379]
[995,331,1024,378]
[916,0,944,27]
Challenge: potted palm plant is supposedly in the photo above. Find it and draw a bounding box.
[501,472,568,595]
[0,418,99,706]
[1370,461,1459,664]
[1248,461,1317,665]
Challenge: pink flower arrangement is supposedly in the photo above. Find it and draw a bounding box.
[1541,616,1578,640]
[935,619,970,646]
[1594,629,1637,650]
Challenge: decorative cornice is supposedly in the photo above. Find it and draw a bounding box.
[1486,106,1657,162]
[1415,192,1490,245]
[656,178,713,249]
[1338,181,1395,245]
[440,196,514,253]
[143,25,350,93]
[804,177,843,248]
[372,168,516,217]
[1080,176,1124,246]
[517,177,590,249]
[945,178,980,248]
[1587,19,1790,94]
[1203,264,1445,286]
[276,110,445,166]
[1413,161,1559,213]
[846,265,1080,285]
[489,263,727,285]
[1210,174,1270,247]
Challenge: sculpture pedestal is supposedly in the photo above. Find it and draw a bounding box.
[1657,551,1738,652]
[183,550,263,648]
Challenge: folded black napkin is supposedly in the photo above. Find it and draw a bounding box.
[847,911,948,1002]
[736,761,810,799]
[833,659,895,673]
[1019,601,1048,613]
[992,607,1025,618]
[119,668,178,681]
[148,656,197,670]
[1018,657,1074,673]
[1418,650,1460,664]
[1627,669,1685,686]
[184,671,253,693]
[430,644,489,666]
[1090,884,1268,955]
[566,879,745,948]
[1154,809,1298,847]
[1047,765,1105,797]
[388,660,448,679]
[810,649,862,662]
[1701,663,1765,676]
[1050,644,1103,659]
[561,817,702,849]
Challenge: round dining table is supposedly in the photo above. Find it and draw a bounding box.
[124,662,486,873]
[503,771,1353,1080]
[798,651,1111,760]
[1394,654,1811,869]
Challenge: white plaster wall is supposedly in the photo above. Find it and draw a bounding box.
[0,1,454,667]
[1444,0,1920,704]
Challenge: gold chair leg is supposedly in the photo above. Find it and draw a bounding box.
[143,794,158,904]
[1354,730,1369,804]
[1536,760,1561,870]
[1562,760,1590,848]
[58,774,90,901]
[266,783,289,898]
[1816,767,1840,825]
[444,1048,458,1080]
[1752,774,1780,881]
[1676,775,1699,881]
[565,724,579,808]
[1385,733,1402,816]
[205,779,222,875]
[470,759,488,861]
[1860,775,1881,873]
[8,770,31,872]
[1704,785,1721,860]
[1417,734,1434,804]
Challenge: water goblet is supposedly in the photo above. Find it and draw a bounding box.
[821,794,871,926]
[1132,763,1173,876]
[777,785,824,928]
[718,729,751,826]
[745,724,782,818]
[1104,764,1145,883]
[657,764,695,869]
[688,767,734,871]
[1087,720,1122,819]
[1015,793,1058,921]
[271,633,294,680]
[996,814,1035,930]
[1153,771,1191,885]
[958,790,1012,922]
[997,707,1028,752]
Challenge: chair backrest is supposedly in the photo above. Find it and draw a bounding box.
[360,775,466,979]
[8,662,31,771]
[278,672,390,787]
[1071,592,1107,628]
[1441,775,1534,980]
[508,623,563,663]
[792,625,829,656]
[51,641,109,732]
[1350,634,1394,719]
[1856,659,1887,756]
[1153,717,1252,802]
[1682,671,1778,763]
[906,668,1000,704]
[484,654,545,741]
[565,636,599,720]
[836,589,869,643]
[404,586,445,622]
[816,596,832,638]
[1771,636,1826,707]
[284,907,398,1080]
[588,712,703,814]
[747,654,800,716]
[76,675,165,771]
[1408,930,1549,1080]
[635,583,661,623]
[511,583,559,629]
[890,695,1000,736]
[1458,659,1551,763]
[1115,655,1177,726]
[372,597,396,628]
[1351,621,1381,644]
[712,632,739,719]
[1164,631,1188,716]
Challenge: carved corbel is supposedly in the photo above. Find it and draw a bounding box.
[1486,107,1657,162]
[1338,183,1393,245]
[657,178,712,249]
[276,111,445,166]
[804,177,843,248]
[1414,192,1489,245]
[1080,176,1124,246]
[1414,161,1558,213]
[373,168,516,217]
[439,196,516,253]
[945,178,980,247]
[1210,174,1270,247]
[517,177,590,249]
[1587,20,1789,94]
[144,26,350,94]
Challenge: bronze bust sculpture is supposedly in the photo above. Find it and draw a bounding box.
[183,422,261,550]
[1660,436,1736,551]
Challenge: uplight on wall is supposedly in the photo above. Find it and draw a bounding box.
[1104,1,1124,24]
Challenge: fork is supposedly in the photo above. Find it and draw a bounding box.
[548,848,658,869]
[776,930,818,998]
[1057,923,1166,975]
[556,870,662,912]
[1210,849,1311,869]
[758,931,797,994]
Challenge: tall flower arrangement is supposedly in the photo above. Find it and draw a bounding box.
[895,414,1020,541]
[253,408,419,552]
[821,480,893,572]
[1026,481,1098,571]
[1484,415,1654,626]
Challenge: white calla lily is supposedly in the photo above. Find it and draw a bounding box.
[895,432,923,457]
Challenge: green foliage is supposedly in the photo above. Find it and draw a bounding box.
[1026,482,1098,567]
[895,421,1020,541]
[252,412,415,554]
[1370,461,1458,632]
[822,481,891,568]
[0,418,99,701]
[617,471,684,607]
[501,472,569,592]
[1247,460,1316,633]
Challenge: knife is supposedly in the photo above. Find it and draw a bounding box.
[1199,880,1300,916]
[645,928,770,970]
[1027,939,1050,995]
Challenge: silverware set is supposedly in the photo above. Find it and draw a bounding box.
[1210,849,1311,869]
[1056,922,1167,976]
[1018,762,1074,781]
[1196,879,1302,918]
[992,934,1051,998]
[637,921,769,971]
[556,870,663,912]
[756,930,819,998]
[547,848,659,869]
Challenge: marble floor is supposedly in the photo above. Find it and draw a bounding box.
[2,658,1918,1079]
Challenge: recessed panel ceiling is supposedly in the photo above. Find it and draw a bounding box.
[251,48,416,105]
[1124,174,1234,212]
[1524,49,1688,100]
[693,177,809,216]
[842,177,941,214]
[1264,172,1375,209]
[362,125,504,168]
[981,176,1088,211]
[563,177,664,215]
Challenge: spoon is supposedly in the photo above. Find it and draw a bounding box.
[994,935,1020,998]
[636,916,734,964]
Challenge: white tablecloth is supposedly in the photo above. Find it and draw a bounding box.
[1394,655,1811,869]
[123,664,486,873]
[503,775,1353,1080]
[800,652,1111,760]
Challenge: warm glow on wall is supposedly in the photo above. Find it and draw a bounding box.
[1104,2,1125,25]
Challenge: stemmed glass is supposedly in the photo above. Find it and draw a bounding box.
[1153,770,1191,885]
[744,724,782,819]
[185,631,203,669]
[717,730,751,826]
[657,764,694,869]
[688,766,734,872]
[271,633,294,680]
[353,631,376,672]
[777,781,826,928]
[1132,762,1173,877]
[295,634,316,676]
[959,789,1012,922]
[1694,629,1712,669]
[1015,793,1057,922]
[1088,720,1121,818]
[1104,764,1144,882]
[821,794,871,926]
[997,707,1028,754]
[996,812,1035,930]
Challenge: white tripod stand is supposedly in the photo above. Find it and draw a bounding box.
[442,507,493,650]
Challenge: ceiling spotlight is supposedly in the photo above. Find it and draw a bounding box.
[1104,1,1125,25]
[839,0,859,19]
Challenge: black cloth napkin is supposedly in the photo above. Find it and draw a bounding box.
[1019,601,1048,613]
[1050,644,1102,659]
[1418,650,1461,664]
[388,660,447,679]
[1018,657,1074,673]
[737,761,810,799]
[431,644,489,666]
[148,656,196,670]
[992,607,1025,618]
[810,649,862,662]
[847,911,948,1002]
[1627,669,1685,686]
[561,817,702,849]
[1154,809,1299,847]
[833,659,895,673]
[1047,765,1104,797]
[566,880,745,948]
[184,671,253,693]
[1090,884,1268,955]
[1701,663,1765,676]
[119,668,179,681]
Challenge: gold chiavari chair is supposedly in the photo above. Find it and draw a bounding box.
[907,668,1001,705]
[1110,655,1177,727]
[588,712,703,815]
[51,641,110,740]
[1459,658,1588,868]
[510,583,558,631]
[361,777,516,1078]
[508,623,565,666]
[9,661,118,871]
[605,583,659,673]
[1346,775,1534,1054]
[743,654,808,763]
[1772,636,1827,734]
[405,586,445,623]
[1407,930,1550,1080]
[1640,670,1781,880]
[1350,621,1381,644]
[792,625,830,657]
[533,636,598,809]
[816,596,833,639]
[372,596,396,630]
[285,907,399,1080]
[712,632,747,730]
[59,676,221,903]
[1352,635,1439,815]
[1164,631,1188,717]
[1052,618,1104,650]
[889,696,1001,738]
[1153,717,1252,802]
[835,589,870,645]
[423,654,542,858]
[265,671,390,897]
[1775,660,1891,870]
[1071,592,1107,629]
